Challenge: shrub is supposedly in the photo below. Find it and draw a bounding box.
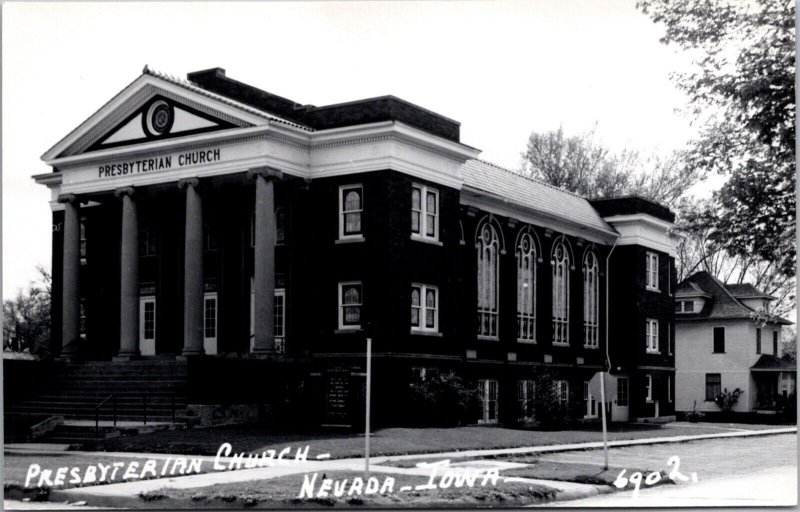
[408,372,482,427]
[531,371,571,429]
[714,388,743,413]
[684,400,705,423]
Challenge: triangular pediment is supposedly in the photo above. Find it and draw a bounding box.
[42,70,273,162]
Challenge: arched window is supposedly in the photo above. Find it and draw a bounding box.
[583,250,599,347]
[516,231,537,343]
[551,240,570,345]
[477,221,500,338]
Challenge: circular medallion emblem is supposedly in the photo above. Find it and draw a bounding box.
[143,100,173,137]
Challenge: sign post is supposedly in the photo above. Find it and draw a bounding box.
[589,371,615,470]
[365,337,372,478]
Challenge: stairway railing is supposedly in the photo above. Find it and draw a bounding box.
[95,394,117,437]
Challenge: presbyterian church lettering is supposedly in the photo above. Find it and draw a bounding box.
[98,148,221,178]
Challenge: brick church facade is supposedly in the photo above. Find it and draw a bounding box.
[26,67,678,428]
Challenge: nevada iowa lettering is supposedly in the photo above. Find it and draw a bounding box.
[98,148,221,178]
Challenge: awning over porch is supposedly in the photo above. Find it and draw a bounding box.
[751,354,796,372]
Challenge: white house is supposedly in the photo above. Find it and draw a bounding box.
[675,271,794,414]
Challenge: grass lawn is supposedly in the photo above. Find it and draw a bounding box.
[137,470,557,508]
[95,421,785,459]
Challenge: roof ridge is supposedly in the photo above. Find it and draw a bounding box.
[471,159,587,200]
[704,272,754,314]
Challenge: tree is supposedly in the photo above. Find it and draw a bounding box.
[3,266,51,355]
[638,0,796,278]
[520,126,700,208]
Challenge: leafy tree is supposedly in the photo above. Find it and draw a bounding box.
[3,266,51,355]
[638,0,796,278]
[407,371,482,427]
[520,126,700,208]
[781,326,796,363]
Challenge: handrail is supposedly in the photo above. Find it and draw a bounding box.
[95,394,117,437]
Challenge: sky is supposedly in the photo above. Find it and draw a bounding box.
[2,0,700,299]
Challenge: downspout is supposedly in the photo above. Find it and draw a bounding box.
[605,237,619,372]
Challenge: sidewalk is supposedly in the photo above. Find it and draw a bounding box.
[36,425,794,508]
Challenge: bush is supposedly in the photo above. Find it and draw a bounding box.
[684,400,705,423]
[531,371,571,429]
[408,372,482,427]
[714,388,743,413]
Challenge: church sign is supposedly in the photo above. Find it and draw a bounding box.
[97,148,221,179]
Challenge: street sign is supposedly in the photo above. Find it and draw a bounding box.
[589,371,616,403]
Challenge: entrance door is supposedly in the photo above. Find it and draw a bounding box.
[612,376,629,422]
[203,292,218,355]
[139,296,156,355]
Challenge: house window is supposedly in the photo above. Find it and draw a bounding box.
[676,300,695,313]
[411,284,438,332]
[713,327,725,353]
[276,208,285,244]
[476,221,500,338]
[274,289,285,354]
[646,252,659,291]
[645,374,653,402]
[411,185,439,241]
[551,241,570,345]
[339,282,362,330]
[139,224,157,257]
[79,221,87,259]
[756,328,762,354]
[583,381,598,418]
[339,185,363,239]
[773,330,779,355]
[646,319,659,353]
[667,375,672,403]
[478,379,499,423]
[203,292,217,355]
[79,299,87,337]
[616,377,629,406]
[516,231,537,343]
[667,323,672,355]
[203,223,217,252]
[553,380,569,410]
[583,251,599,348]
[517,380,535,421]
[410,367,438,384]
[706,373,721,401]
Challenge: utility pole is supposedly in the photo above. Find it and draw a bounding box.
[365,337,372,478]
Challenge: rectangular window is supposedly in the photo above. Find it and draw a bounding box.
[646,252,659,291]
[706,373,721,401]
[773,330,779,355]
[756,328,762,354]
[617,377,629,406]
[274,288,285,354]
[517,380,535,421]
[667,262,671,295]
[713,327,725,353]
[139,296,156,356]
[583,381,598,418]
[79,299,87,337]
[139,225,157,257]
[478,379,499,423]
[203,292,218,355]
[276,208,285,244]
[667,375,672,403]
[203,223,217,252]
[553,380,569,409]
[646,319,659,353]
[339,185,363,239]
[645,374,653,402]
[411,284,438,332]
[684,301,694,312]
[338,282,362,330]
[667,323,672,355]
[79,221,87,259]
[411,185,439,241]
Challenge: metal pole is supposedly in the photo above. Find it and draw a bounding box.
[600,372,609,470]
[365,337,372,478]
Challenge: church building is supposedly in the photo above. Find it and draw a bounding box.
[27,67,678,428]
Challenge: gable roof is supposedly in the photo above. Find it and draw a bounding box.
[675,281,711,298]
[677,271,791,324]
[460,159,615,236]
[751,354,796,372]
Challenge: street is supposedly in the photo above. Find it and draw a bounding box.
[540,433,797,507]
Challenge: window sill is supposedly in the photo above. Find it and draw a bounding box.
[411,234,443,246]
[335,236,365,244]
[552,342,570,347]
[583,344,599,349]
[646,350,661,355]
[646,287,661,293]
[477,335,499,341]
[411,330,443,337]
[517,339,537,344]
[335,328,363,334]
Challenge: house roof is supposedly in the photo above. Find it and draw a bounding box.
[725,283,777,300]
[676,271,792,324]
[751,354,796,372]
[460,159,616,236]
